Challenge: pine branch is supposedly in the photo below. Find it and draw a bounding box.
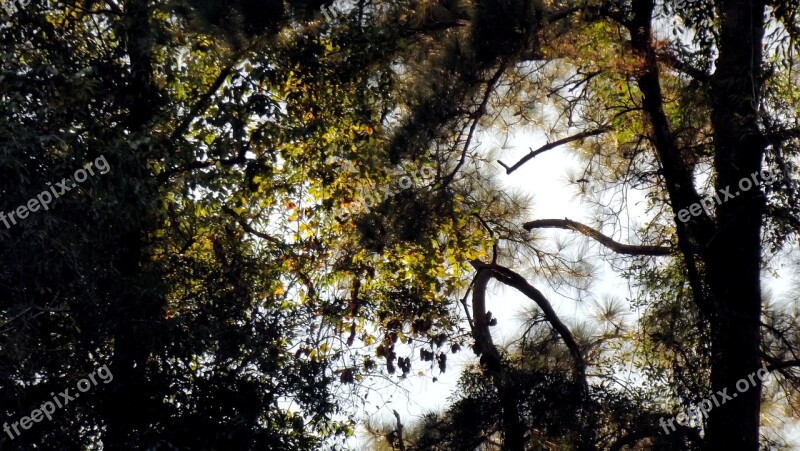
[523,218,672,256]
[470,261,588,395]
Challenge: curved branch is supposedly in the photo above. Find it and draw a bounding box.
[392,410,406,451]
[470,268,502,371]
[471,261,587,394]
[469,266,533,450]
[498,126,611,174]
[523,218,672,256]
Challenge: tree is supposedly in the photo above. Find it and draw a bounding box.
[343,0,800,449]
[0,0,361,448]
[2,0,799,449]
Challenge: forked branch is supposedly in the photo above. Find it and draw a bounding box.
[470,261,587,394]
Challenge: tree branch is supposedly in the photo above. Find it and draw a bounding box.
[471,261,588,394]
[766,205,800,233]
[156,148,248,182]
[0,306,33,332]
[523,218,672,256]
[221,206,285,247]
[470,268,503,371]
[469,264,547,449]
[622,0,714,314]
[392,410,406,451]
[169,64,236,145]
[441,61,508,188]
[765,358,800,372]
[498,126,611,174]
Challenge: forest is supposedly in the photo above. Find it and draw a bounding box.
[1,0,799,449]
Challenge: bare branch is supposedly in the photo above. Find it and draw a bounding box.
[523,218,672,256]
[0,306,33,332]
[498,127,611,174]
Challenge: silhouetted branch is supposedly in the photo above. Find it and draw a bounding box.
[765,359,800,372]
[498,127,610,174]
[523,218,671,256]
[470,261,587,394]
[392,410,406,451]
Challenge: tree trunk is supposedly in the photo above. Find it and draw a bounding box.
[104,0,163,446]
[704,0,767,448]
[499,381,526,451]
[471,269,527,451]
[625,0,767,447]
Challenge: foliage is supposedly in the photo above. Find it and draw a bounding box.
[2,0,800,449]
